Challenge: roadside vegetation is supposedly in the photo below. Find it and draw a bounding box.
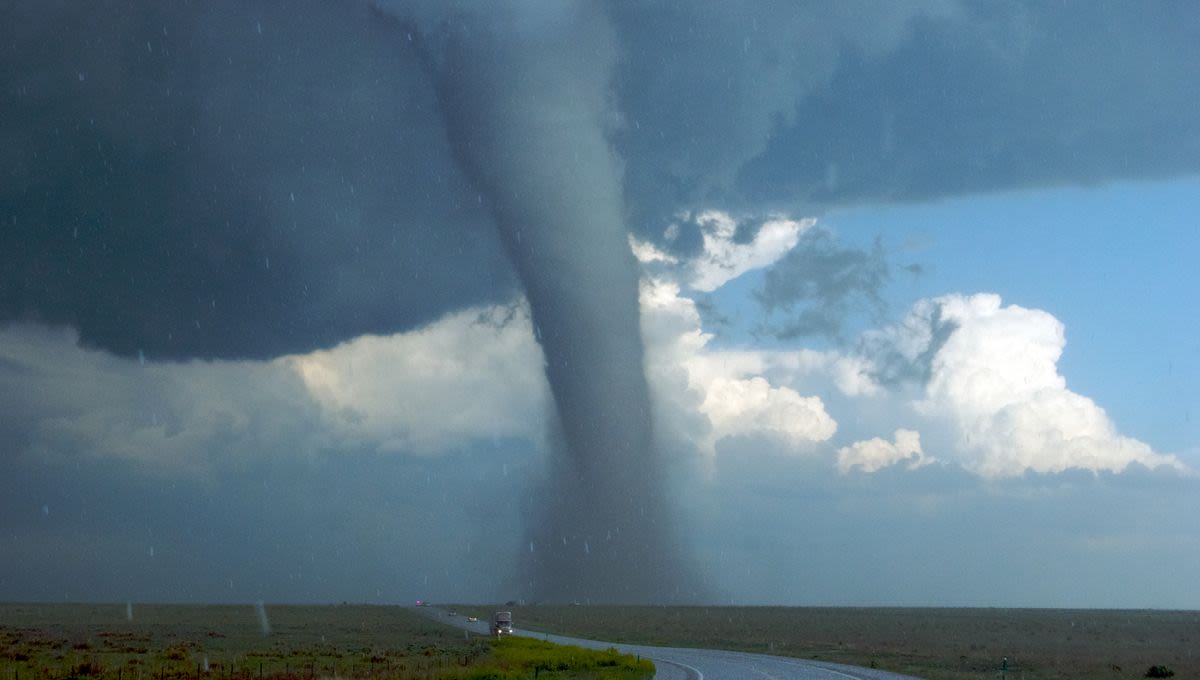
[455,605,1198,680]
[0,604,651,680]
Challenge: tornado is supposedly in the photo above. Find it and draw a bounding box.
[385,2,696,602]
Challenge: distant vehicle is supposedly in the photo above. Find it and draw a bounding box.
[491,611,513,636]
[467,616,478,622]
[448,611,457,617]
[415,600,424,606]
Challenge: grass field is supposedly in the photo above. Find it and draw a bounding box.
[453,605,1199,680]
[0,604,651,680]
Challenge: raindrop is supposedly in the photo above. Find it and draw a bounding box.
[584,541,590,555]
[78,72,86,82]
[529,541,535,553]
[264,256,270,270]
[73,227,78,239]
[290,192,296,203]
[42,504,49,516]
[256,21,263,35]
[149,546,155,557]
[126,602,133,621]
[146,41,152,53]
[138,349,145,366]
[502,463,508,477]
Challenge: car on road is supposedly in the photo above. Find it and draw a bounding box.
[491,611,513,636]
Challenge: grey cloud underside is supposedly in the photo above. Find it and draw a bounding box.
[5,2,1200,359]
[754,229,889,341]
[1,1,515,360]
[734,2,1200,208]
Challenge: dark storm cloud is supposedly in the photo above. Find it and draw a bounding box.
[5,2,1199,359]
[1,0,514,360]
[856,298,960,388]
[607,1,962,239]
[735,2,1200,207]
[754,229,889,341]
[4,0,1200,608]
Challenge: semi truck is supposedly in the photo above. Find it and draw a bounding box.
[491,611,513,636]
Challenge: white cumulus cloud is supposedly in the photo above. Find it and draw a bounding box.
[290,303,549,455]
[702,375,837,448]
[0,303,550,477]
[640,278,837,460]
[691,211,814,292]
[632,211,814,292]
[867,293,1184,478]
[837,429,929,473]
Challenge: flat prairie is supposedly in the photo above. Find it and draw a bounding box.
[459,605,1199,680]
[5,604,1195,680]
[0,604,652,680]
[0,603,486,680]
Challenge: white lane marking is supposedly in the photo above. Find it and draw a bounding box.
[747,665,781,679]
[760,652,875,680]
[651,657,704,680]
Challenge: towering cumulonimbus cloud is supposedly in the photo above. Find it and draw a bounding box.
[380,1,698,602]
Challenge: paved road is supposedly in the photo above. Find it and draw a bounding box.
[419,608,919,680]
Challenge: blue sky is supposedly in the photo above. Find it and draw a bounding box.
[703,176,1199,459]
[828,177,1200,457]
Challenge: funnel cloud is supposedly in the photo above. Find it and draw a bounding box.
[388,2,699,602]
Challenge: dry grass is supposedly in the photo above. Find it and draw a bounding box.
[0,604,651,680]
[0,603,488,680]
[453,605,1199,680]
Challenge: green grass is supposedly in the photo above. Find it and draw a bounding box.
[452,605,1199,680]
[463,637,653,680]
[0,604,651,680]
